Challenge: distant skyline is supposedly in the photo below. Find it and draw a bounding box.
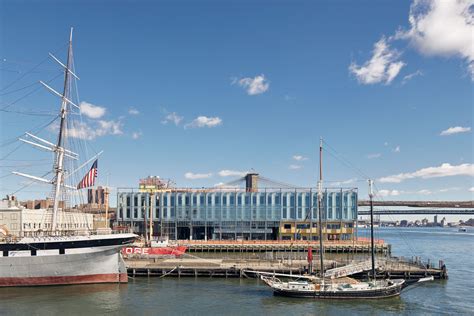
[1,0,472,220]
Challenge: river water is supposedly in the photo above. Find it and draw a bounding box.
[1,227,473,315]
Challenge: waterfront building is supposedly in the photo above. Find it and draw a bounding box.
[0,196,94,237]
[115,174,358,241]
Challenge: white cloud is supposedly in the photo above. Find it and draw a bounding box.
[218,170,247,177]
[234,74,270,95]
[293,155,308,161]
[349,37,406,85]
[377,189,401,197]
[438,187,460,193]
[289,164,302,170]
[162,112,183,126]
[402,70,423,84]
[397,0,474,79]
[128,107,140,115]
[185,116,222,128]
[379,163,474,183]
[384,142,389,146]
[393,145,401,153]
[416,189,432,195]
[440,126,471,136]
[367,153,382,159]
[79,101,106,119]
[132,131,142,139]
[469,187,474,192]
[184,172,213,180]
[67,119,123,140]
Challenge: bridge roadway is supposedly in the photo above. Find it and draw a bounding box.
[358,209,474,215]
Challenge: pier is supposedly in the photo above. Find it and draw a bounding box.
[125,257,447,280]
[180,240,391,255]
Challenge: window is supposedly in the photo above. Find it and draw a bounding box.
[284,224,291,229]
[252,195,257,204]
[223,196,227,205]
[230,195,235,205]
[186,196,190,206]
[208,196,212,204]
[200,195,205,204]
[296,223,310,229]
[215,196,220,205]
[260,195,265,204]
[237,196,242,205]
[193,196,197,204]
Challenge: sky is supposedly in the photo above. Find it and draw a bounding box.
[0,0,473,219]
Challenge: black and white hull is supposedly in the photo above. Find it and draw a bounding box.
[0,233,136,287]
[261,276,405,299]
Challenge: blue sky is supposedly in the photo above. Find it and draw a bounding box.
[1,0,473,211]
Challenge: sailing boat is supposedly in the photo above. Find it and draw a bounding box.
[257,139,431,299]
[0,29,136,287]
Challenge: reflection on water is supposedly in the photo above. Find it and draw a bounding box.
[0,227,472,315]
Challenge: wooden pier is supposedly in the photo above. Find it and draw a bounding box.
[181,240,391,255]
[125,257,447,280]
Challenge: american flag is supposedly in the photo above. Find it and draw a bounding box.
[77,159,98,189]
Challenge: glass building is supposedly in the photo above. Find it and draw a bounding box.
[116,186,358,241]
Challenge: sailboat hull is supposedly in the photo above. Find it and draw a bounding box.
[0,246,128,287]
[272,283,403,299]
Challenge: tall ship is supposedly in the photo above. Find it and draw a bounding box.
[0,29,136,287]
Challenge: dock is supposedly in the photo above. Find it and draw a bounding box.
[125,257,447,280]
[181,240,391,255]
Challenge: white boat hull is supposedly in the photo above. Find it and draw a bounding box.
[0,246,128,287]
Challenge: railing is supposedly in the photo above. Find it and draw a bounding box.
[178,238,385,245]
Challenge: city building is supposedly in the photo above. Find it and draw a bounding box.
[87,186,107,205]
[0,196,93,237]
[115,174,358,241]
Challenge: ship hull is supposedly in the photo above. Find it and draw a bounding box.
[122,246,187,257]
[272,283,403,299]
[0,246,128,287]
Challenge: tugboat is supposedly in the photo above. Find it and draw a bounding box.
[256,139,432,298]
[0,29,137,287]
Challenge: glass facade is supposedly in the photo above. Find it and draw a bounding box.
[116,188,358,240]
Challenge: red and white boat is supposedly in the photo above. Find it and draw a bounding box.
[122,238,187,258]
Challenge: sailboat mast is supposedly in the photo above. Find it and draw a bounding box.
[51,28,73,232]
[317,137,324,280]
[368,179,376,281]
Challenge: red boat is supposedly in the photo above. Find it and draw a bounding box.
[121,245,187,257]
[121,238,187,258]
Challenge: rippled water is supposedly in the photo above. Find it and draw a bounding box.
[1,227,472,315]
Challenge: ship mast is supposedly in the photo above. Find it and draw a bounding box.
[368,179,376,282]
[51,28,74,231]
[317,137,324,283]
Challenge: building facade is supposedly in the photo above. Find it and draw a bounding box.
[116,186,358,241]
[0,197,94,237]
